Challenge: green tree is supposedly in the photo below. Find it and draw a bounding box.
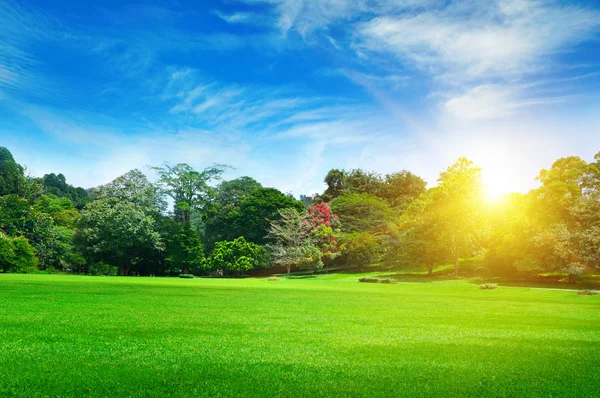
[153,163,228,224]
[0,147,26,196]
[166,223,205,275]
[93,169,166,215]
[74,198,163,276]
[203,177,263,248]
[233,187,305,245]
[330,193,395,233]
[380,171,427,210]
[205,237,269,275]
[432,158,486,275]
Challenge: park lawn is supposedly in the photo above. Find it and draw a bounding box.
[0,274,599,397]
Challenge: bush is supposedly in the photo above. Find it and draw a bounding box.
[359,277,397,284]
[267,276,280,281]
[179,274,194,279]
[359,277,379,283]
[577,289,598,296]
[480,283,499,290]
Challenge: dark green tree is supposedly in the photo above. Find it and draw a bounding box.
[0,147,26,196]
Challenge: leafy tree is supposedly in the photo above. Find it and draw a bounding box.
[74,198,163,275]
[153,163,228,224]
[330,193,395,233]
[166,223,205,275]
[203,177,263,248]
[267,208,314,274]
[10,236,37,273]
[307,203,341,267]
[0,233,36,273]
[0,147,26,196]
[0,233,15,272]
[233,187,305,245]
[41,173,89,209]
[296,244,323,274]
[343,232,382,269]
[205,237,269,275]
[380,171,427,210]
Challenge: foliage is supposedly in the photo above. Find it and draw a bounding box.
[343,232,383,268]
[0,234,37,273]
[74,198,163,276]
[166,223,205,275]
[88,262,119,276]
[330,193,395,233]
[202,177,263,248]
[40,173,89,209]
[205,237,269,275]
[267,276,280,281]
[93,169,166,216]
[480,283,499,290]
[0,147,27,196]
[153,163,228,223]
[233,187,305,245]
[178,274,195,279]
[266,208,315,274]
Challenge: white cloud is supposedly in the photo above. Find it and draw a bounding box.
[443,84,567,120]
[357,0,600,80]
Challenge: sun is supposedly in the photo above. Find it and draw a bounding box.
[482,169,515,203]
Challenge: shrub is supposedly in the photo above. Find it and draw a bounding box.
[577,290,598,296]
[359,277,380,283]
[179,274,194,279]
[480,283,498,290]
[267,276,280,281]
[379,278,396,284]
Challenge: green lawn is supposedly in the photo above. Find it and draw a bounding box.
[1,274,599,397]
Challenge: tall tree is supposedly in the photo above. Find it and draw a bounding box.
[203,177,262,248]
[74,198,163,275]
[0,147,26,196]
[232,187,305,245]
[153,163,228,224]
[93,169,166,216]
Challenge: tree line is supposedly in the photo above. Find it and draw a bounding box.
[1,146,599,281]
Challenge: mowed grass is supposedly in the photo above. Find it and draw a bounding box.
[1,274,599,397]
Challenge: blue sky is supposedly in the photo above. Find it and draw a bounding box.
[1,0,599,196]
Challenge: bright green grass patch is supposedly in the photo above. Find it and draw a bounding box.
[1,274,599,397]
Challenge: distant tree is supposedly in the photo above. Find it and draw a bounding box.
[0,147,26,196]
[205,237,269,275]
[166,223,205,275]
[41,173,89,209]
[0,233,15,272]
[74,198,163,276]
[152,163,228,224]
[233,187,305,245]
[380,171,427,210]
[322,169,346,201]
[203,177,263,248]
[307,203,341,267]
[93,169,166,216]
[430,158,486,276]
[296,244,323,274]
[267,208,314,274]
[330,193,395,233]
[343,232,382,269]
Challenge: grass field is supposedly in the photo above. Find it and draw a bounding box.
[1,274,599,397]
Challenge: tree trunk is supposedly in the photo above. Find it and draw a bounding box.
[183,265,190,275]
[286,265,291,274]
[454,255,459,276]
[427,264,433,276]
[568,273,575,284]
